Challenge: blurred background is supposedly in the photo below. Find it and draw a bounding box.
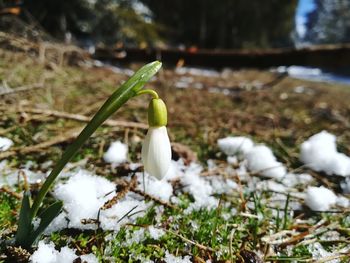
[1,0,349,49]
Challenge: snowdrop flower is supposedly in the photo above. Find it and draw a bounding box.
[142,98,171,179]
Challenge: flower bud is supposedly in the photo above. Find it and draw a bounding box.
[148,98,167,127]
[142,127,171,179]
[142,98,171,179]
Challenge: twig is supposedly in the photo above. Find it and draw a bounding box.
[117,205,139,223]
[315,253,350,263]
[165,229,216,253]
[0,83,44,96]
[101,176,137,210]
[0,186,22,199]
[229,228,236,262]
[14,108,148,129]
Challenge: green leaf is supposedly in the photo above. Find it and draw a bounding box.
[15,191,32,247]
[27,201,63,246]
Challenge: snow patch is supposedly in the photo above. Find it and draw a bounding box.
[181,163,218,212]
[46,170,149,232]
[164,251,192,263]
[175,67,220,78]
[304,186,337,211]
[99,195,148,231]
[218,136,254,156]
[0,137,13,151]
[341,177,350,193]
[53,170,115,230]
[103,141,128,164]
[148,226,165,240]
[245,145,287,179]
[137,173,173,202]
[308,242,340,263]
[30,241,98,263]
[300,131,350,176]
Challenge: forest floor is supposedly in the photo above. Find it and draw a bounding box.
[0,47,350,262]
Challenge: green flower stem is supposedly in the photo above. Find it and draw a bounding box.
[136,89,159,99]
[30,61,162,219]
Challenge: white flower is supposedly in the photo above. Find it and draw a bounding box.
[142,126,171,180]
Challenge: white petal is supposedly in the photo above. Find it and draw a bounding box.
[141,127,171,180]
[141,129,152,171]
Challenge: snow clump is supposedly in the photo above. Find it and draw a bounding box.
[300,131,350,176]
[50,170,148,232]
[0,137,13,151]
[304,186,337,211]
[180,163,218,212]
[217,136,254,156]
[164,251,192,263]
[308,242,340,263]
[217,136,287,179]
[245,145,287,179]
[30,241,98,263]
[136,173,173,202]
[103,141,128,164]
[53,170,115,230]
[148,226,165,240]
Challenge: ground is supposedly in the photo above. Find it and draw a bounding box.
[0,47,350,262]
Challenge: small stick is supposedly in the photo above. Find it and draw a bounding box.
[0,186,22,199]
[315,253,350,263]
[0,83,44,97]
[101,176,137,210]
[131,188,177,210]
[165,229,216,253]
[14,108,147,129]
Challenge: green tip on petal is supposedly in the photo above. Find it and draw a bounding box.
[148,98,167,127]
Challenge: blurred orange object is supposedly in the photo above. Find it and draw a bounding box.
[188,46,198,53]
[0,6,20,15]
[176,58,185,68]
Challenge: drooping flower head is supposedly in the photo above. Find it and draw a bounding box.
[142,98,171,180]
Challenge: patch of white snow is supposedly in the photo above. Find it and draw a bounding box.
[300,131,350,176]
[218,136,254,156]
[103,141,128,164]
[0,137,13,151]
[245,145,287,179]
[304,186,337,211]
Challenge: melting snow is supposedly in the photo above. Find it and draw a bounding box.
[137,173,173,202]
[0,164,46,188]
[0,137,13,151]
[245,145,287,179]
[300,131,350,176]
[175,67,220,77]
[148,226,165,240]
[341,177,350,193]
[103,141,128,164]
[218,136,287,179]
[30,241,98,263]
[181,163,218,212]
[53,170,115,230]
[217,136,254,156]
[49,170,148,232]
[308,242,340,263]
[7,130,350,261]
[304,186,337,211]
[164,251,192,263]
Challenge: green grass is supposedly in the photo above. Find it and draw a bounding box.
[1,47,350,262]
[0,193,18,230]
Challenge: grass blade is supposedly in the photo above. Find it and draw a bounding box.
[28,201,63,246]
[15,191,32,247]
